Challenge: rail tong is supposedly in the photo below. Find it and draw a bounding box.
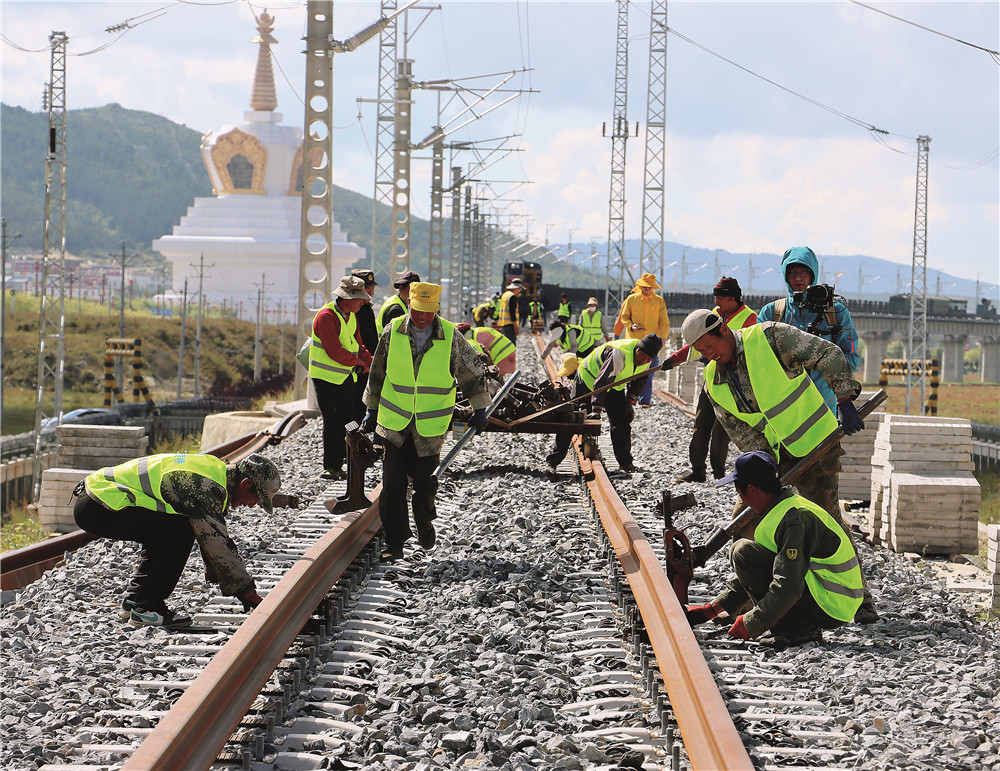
[431,370,522,481]
[663,388,889,604]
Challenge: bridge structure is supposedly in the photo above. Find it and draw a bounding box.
[657,291,1000,384]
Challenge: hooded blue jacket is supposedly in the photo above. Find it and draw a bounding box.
[757,246,860,413]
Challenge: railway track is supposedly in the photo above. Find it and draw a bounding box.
[3,335,997,771]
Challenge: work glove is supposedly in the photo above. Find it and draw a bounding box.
[837,399,865,436]
[728,615,751,640]
[660,358,676,372]
[684,603,720,627]
[469,408,489,433]
[360,408,378,434]
[240,590,264,612]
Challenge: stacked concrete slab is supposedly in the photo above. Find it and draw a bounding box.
[838,391,887,502]
[867,414,979,555]
[37,425,148,533]
[989,524,1000,618]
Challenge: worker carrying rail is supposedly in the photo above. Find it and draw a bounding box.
[362,282,489,561]
[71,453,281,628]
[545,334,662,474]
[685,450,863,647]
[679,308,878,624]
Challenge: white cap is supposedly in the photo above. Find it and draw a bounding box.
[681,309,723,345]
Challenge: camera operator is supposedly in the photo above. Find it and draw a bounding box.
[758,247,860,414]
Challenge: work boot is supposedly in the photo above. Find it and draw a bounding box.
[854,597,880,625]
[417,524,436,550]
[380,544,405,562]
[675,470,707,483]
[320,468,345,481]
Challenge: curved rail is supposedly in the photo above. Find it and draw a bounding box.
[538,346,753,770]
[0,411,307,592]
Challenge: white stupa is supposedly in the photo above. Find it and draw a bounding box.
[153,11,364,308]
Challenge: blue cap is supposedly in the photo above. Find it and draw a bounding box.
[716,450,779,488]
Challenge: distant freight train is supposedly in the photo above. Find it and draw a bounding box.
[887,294,972,317]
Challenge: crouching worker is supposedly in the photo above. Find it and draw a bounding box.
[72,453,281,628]
[362,282,489,561]
[686,451,863,647]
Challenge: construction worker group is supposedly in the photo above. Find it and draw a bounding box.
[304,246,875,641]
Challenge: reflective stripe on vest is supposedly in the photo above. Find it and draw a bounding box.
[578,339,649,391]
[580,309,602,334]
[558,301,571,317]
[474,326,515,365]
[85,454,227,515]
[378,317,457,437]
[376,294,408,334]
[309,302,359,385]
[559,324,598,356]
[497,291,517,326]
[704,325,837,457]
[754,494,864,622]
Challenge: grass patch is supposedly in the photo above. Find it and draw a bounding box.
[1,507,50,553]
[866,382,1000,426]
[975,465,1000,526]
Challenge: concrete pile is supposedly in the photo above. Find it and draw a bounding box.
[989,524,1000,618]
[37,425,148,533]
[868,414,980,555]
[838,391,887,502]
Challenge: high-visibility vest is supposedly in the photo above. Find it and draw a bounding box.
[718,304,756,330]
[704,325,838,457]
[466,337,485,356]
[473,326,516,365]
[578,339,649,392]
[529,300,542,319]
[85,454,227,515]
[498,290,517,326]
[378,316,458,437]
[557,300,571,318]
[755,494,864,622]
[580,308,602,336]
[376,294,408,334]
[558,324,598,356]
[309,301,359,385]
[473,302,494,324]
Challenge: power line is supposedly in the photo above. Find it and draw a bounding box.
[848,0,1000,64]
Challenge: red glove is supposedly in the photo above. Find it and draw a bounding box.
[684,602,720,626]
[240,590,264,612]
[728,615,750,640]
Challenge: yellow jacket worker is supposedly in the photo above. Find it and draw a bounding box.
[615,273,669,406]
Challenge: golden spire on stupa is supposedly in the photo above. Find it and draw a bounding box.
[249,11,279,112]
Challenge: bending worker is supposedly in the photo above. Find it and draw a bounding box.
[545,333,662,474]
[362,282,490,561]
[614,273,669,407]
[679,308,877,624]
[72,452,281,628]
[664,276,756,482]
[465,322,517,376]
[685,451,863,647]
[540,319,599,362]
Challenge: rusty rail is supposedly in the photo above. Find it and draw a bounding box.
[123,485,384,769]
[538,343,753,770]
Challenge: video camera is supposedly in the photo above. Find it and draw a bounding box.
[793,283,836,313]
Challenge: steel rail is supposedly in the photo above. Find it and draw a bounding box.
[123,484,384,770]
[538,345,753,770]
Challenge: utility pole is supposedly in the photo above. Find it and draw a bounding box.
[604,0,633,320]
[1,218,23,427]
[253,272,271,381]
[906,135,931,415]
[109,241,136,393]
[32,31,69,498]
[447,166,464,319]
[177,278,188,400]
[640,0,667,286]
[189,253,212,397]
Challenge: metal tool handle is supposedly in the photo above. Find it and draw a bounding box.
[431,370,521,480]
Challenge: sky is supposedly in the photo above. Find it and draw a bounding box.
[1,0,998,290]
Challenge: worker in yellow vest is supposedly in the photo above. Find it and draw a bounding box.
[362,282,490,561]
[497,282,522,344]
[310,275,373,480]
[579,296,604,340]
[545,334,662,474]
[466,324,517,375]
[376,270,420,334]
[680,308,877,624]
[685,451,863,646]
[556,294,572,323]
[72,453,281,628]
